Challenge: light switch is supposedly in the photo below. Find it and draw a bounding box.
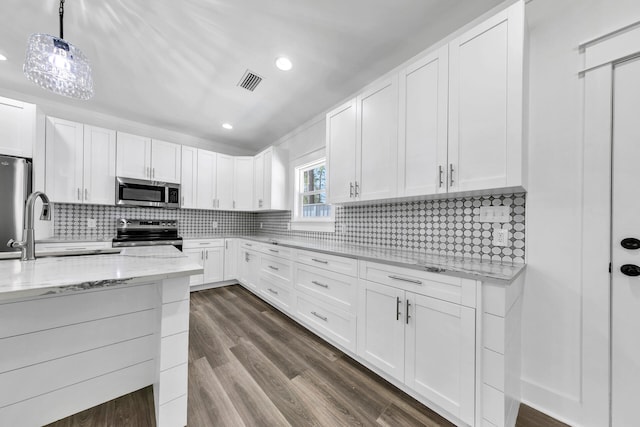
[477,206,511,223]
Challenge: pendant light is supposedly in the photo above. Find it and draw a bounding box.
[23,0,94,100]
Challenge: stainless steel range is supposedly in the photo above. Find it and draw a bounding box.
[112,219,183,250]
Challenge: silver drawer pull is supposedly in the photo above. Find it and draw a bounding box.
[312,258,328,264]
[199,243,209,245]
[311,280,329,288]
[245,243,253,247]
[64,247,87,251]
[388,275,422,285]
[311,311,327,322]
[269,249,279,253]
[268,265,279,271]
[267,288,278,295]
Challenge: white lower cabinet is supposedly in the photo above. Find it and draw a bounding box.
[238,247,260,292]
[223,239,237,281]
[182,240,224,288]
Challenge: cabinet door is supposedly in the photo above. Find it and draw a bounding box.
[196,149,216,210]
[254,151,265,210]
[203,247,224,284]
[398,47,449,197]
[216,154,234,210]
[83,125,116,205]
[239,249,259,291]
[405,292,475,425]
[357,76,399,202]
[116,132,151,180]
[326,99,357,204]
[183,248,204,287]
[180,146,197,209]
[448,4,524,192]
[45,117,84,203]
[151,140,181,183]
[357,280,405,381]
[0,97,35,158]
[233,157,254,210]
[223,239,237,280]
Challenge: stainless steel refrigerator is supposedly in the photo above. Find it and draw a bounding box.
[0,155,31,253]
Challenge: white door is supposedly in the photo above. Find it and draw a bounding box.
[196,149,216,210]
[183,248,204,287]
[83,125,116,205]
[327,99,357,204]
[254,151,265,210]
[180,146,197,208]
[224,239,237,281]
[233,157,254,210]
[357,76,398,202]
[116,132,151,180]
[398,47,449,197]
[216,154,234,210]
[203,247,224,284]
[611,56,640,426]
[448,9,513,192]
[357,280,405,381]
[151,140,181,183]
[405,292,475,425]
[45,117,84,204]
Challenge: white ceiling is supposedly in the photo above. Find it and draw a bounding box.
[0,0,505,153]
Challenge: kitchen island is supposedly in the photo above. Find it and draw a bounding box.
[0,246,202,427]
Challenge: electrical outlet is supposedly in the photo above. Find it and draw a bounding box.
[492,229,509,247]
[87,218,97,229]
[211,221,218,229]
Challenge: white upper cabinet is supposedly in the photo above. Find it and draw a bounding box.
[448,1,525,192]
[253,146,287,211]
[234,157,254,210]
[0,97,36,158]
[151,139,181,183]
[398,46,449,197]
[196,149,217,210]
[216,154,235,210]
[116,132,181,183]
[46,117,115,205]
[357,76,399,202]
[180,146,197,209]
[327,99,357,204]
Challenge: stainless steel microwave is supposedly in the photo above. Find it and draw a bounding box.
[116,177,180,208]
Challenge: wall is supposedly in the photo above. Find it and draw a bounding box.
[523,0,640,425]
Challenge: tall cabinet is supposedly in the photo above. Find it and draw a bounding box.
[254,146,287,210]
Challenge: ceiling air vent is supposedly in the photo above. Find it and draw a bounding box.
[238,70,263,92]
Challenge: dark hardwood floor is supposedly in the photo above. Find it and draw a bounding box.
[47,285,569,427]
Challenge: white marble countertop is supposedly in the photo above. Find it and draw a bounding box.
[0,246,203,301]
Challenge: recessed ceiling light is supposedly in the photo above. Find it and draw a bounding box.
[275,56,293,71]
[222,123,233,130]
[0,54,7,61]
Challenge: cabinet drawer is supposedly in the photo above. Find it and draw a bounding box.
[261,245,292,259]
[36,241,111,253]
[294,264,357,313]
[260,255,292,284]
[183,239,223,249]
[260,273,292,311]
[360,261,476,307]
[240,240,262,252]
[296,249,358,277]
[295,294,356,353]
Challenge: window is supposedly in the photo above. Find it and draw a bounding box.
[292,156,334,232]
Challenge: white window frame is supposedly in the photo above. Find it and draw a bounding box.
[291,149,334,232]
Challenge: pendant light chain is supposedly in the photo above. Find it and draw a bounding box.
[59,0,65,39]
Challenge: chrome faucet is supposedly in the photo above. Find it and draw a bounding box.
[7,191,52,261]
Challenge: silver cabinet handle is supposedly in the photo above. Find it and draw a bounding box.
[438,165,444,188]
[267,288,278,295]
[311,280,328,289]
[396,296,401,321]
[152,168,155,179]
[349,182,354,198]
[199,242,209,245]
[233,200,236,209]
[311,311,327,322]
[77,188,81,200]
[269,249,279,253]
[449,163,454,187]
[213,199,215,208]
[146,167,150,178]
[312,258,328,264]
[245,243,253,247]
[355,181,359,197]
[388,275,422,285]
[268,265,279,271]
[84,188,88,200]
[206,250,209,260]
[245,252,250,262]
[406,300,411,325]
[216,199,220,208]
[225,241,228,250]
[201,250,204,260]
[181,196,184,206]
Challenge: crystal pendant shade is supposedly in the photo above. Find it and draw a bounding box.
[23,33,94,100]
